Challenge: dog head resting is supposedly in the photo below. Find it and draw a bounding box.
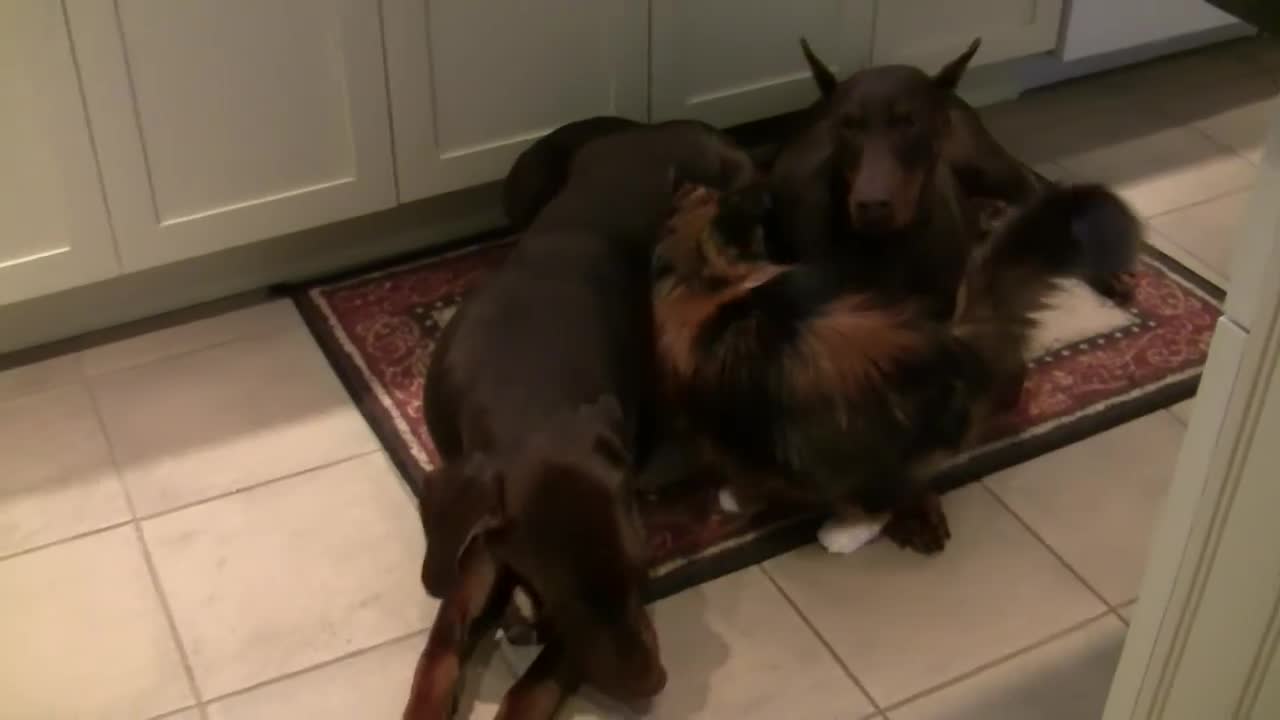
[420,395,666,702]
[800,37,981,234]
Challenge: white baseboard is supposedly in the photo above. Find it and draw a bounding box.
[1017,24,1257,92]
[0,182,504,357]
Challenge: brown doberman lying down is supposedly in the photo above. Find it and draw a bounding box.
[501,116,736,231]
[650,180,1139,554]
[502,116,642,230]
[769,38,1135,321]
[402,123,755,720]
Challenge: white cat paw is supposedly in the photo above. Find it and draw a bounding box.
[717,486,742,514]
[817,515,887,555]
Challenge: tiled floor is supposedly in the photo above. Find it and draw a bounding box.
[1,39,1274,720]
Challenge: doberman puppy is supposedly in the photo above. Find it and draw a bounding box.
[649,180,1139,554]
[402,123,756,720]
[769,38,1132,320]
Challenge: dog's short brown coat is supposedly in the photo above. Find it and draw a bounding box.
[402,122,755,720]
[768,39,1133,319]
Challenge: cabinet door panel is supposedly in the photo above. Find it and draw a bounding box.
[67,0,396,271]
[650,0,876,126]
[0,0,118,305]
[873,0,1064,70]
[385,0,647,202]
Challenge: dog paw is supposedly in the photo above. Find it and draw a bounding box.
[817,514,887,555]
[883,494,951,555]
[717,486,742,514]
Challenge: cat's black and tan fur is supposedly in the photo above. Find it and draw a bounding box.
[650,181,1140,552]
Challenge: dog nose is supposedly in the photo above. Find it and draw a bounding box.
[856,200,892,222]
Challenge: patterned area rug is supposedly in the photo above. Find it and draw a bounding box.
[292,239,1222,600]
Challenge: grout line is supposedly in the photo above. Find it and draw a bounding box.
[1145,184,1254,223]
[878,609,1117,714]
[0,437,382,567]
[1114,604,1132,628]
[1176,100,1271,168]
[82,313,308,381]
[0,517,135,565]
[83,384,206,707]
[141,702,200,720]
[758,564,885,715]
[130,448,385,523]
[198,626,430,707]
[979,483,1118,614]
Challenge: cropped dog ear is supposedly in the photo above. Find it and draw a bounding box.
[800,37,838,98]
[421,457,504,598]
[934,38,981,92]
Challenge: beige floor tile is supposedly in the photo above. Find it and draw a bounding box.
[83,299,301,376]
[141,453,431,699]
[1170,397,1196,425]
[1119,603,1136,622]
[887,616,1126,720]
[1057,125,1256,218]
[0,384,130,556]
[506,566,875,719]
[205,633,506,720]
[765,486,1105,706]
[987,412,1185,605]
[155,709,202,720]
[981,81,1143,167]
[1235,37,1280,73]
[1148,190,1250,284]
[1190,87,1277,166]
[0,527,194,718]
[1143,74,1279,165]
[1144,224,1231,290]
[1100,44,1261,102]
[93,329,378,514]
[0,352,81,403]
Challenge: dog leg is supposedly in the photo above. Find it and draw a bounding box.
[403,549,500,720]
[882,492,951,555]
[495,641,579,720]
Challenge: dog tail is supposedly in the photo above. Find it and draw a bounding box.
[951,184,1140,363]
[502,116,641,229]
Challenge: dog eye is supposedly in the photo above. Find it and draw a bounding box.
[889,113,916,130]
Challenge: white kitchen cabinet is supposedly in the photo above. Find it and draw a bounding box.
[384,0,648,203]
[872,0,1064,71]
[1060,0,1242,62]
[65,0,397,271]
[649,1,875,127]
[0,1,119,306]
